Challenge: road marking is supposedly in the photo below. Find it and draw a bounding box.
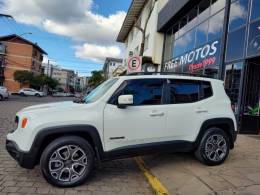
[135,157,170,195]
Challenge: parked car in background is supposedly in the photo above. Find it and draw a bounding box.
[19,88,45,97]
[52,92,74,97]
[0,86,9,100]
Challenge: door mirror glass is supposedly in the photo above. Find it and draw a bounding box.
[118,95,133,107]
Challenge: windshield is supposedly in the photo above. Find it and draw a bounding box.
[83,78,119,103]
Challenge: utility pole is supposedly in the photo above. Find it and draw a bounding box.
[0,14,13,86]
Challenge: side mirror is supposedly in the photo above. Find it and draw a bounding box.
[118,95,133,108]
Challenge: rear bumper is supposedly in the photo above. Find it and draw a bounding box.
[6,140,36,169]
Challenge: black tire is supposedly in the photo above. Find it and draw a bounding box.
[20,92,25,97]
[195,127,230,166]
[35,93,40,97]
[40,136,94,187]
[0,95,3,101]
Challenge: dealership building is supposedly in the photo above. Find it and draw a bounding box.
[157,0,260,133]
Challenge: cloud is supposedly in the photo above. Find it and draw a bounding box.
[75,43,122,63]
[0,0,126,63]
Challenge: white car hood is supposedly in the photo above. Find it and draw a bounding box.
[18,101,82,114]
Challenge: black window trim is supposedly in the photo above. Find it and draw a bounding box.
[107,78,168,106]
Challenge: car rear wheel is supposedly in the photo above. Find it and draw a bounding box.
[40,136,94,187]
[20,92,25,96]
[0,95,3,101]
[35,93,40,97]
[195,127,230,166]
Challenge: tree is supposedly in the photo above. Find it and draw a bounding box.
[14,70,59,92]
[46,77,59,90]
[31,75,59,90]
[89,70,104,87]
[13,70,33,87]
[134,0,158,56]
[31,75,45,89]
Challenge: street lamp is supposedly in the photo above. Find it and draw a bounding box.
[0,14,13,19]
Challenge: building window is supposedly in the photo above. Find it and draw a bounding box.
[135,46,139,55]
[210,0,226,16]
[224,62,244,114]
[247,19,260,57]
[228,0,248,32]
[195,20,209,47]
[250,0,260,21]
[226,27,246,62]
[144,34,150,51]
[164,29,174,61]
[208,9,225,41]
[197,0,210,24]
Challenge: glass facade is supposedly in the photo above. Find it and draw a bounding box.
[163,0,260,73]
[163,0,226,79]
[162,0,260,128]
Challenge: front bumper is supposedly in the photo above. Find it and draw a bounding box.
[6,140,37,169]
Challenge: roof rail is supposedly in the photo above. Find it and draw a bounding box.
[126,72,209,78]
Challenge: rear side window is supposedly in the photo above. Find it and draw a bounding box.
[168,80,200,104]
[200,81,213,100]
[167,80,213,104]
[108,79,165,106]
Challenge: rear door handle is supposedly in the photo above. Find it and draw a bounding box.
[149,112,165,117]
[195,108,208,113]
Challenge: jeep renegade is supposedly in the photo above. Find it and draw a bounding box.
[6,74,237,187]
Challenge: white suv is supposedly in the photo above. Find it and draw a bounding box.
[6,74,237,187]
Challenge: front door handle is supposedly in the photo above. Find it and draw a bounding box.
[195,108,208,113]
[149,112,165,117]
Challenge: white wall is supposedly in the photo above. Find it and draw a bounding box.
[124,0,168,68]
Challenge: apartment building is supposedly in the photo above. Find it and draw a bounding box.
[117,0,168,72]
[51,67,75,92]
[0,34,47,92]
[103,57,123,79]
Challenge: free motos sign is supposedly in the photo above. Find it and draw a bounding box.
[163,40,221,72]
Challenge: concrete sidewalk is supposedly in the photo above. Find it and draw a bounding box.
[142,135,260,195]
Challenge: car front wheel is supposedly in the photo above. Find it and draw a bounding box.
[195,127,230,166]
[40,136,94,187]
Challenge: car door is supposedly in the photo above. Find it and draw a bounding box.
[164,79,213,141]
[103,78,168,151]
[23,89,30,96]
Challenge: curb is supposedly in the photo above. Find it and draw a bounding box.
[135,157,170,195]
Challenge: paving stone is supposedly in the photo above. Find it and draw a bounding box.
[0,96,152,195]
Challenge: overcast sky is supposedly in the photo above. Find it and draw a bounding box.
[0,0,131,75]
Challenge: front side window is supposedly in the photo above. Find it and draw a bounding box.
[109,79,165,106]
[168,80,200,104]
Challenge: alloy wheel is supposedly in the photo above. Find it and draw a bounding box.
[48,145,88,182]
[205,134,227,162]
